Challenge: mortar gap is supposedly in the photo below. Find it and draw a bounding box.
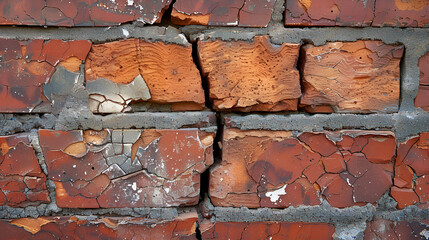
[195,221,203,240]
[296,40,309,113]
[191,41,212,109]
[398,45,406,112]
[158,0,177,27]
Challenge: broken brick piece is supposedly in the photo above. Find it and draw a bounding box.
[0,133,50,207]
[415,52,429,111]
[285,0,375,26]
[85,39,205,113]
[392,133,429,209]
[171,0,276,27]
[198,36,301,112]
[210,128,395,208]
[300,41,403,113]
[39,129,214,208]
[0,212,197,239]
[373,0,429,27]
[0,0,171,26]
[200,220,335,240]
[0,38,91,113]
[364,219,429,240]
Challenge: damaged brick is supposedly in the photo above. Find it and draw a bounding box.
[415,52,429,111]
[39,128,214,208]
[364,219,429,240]
[210,128,396,208]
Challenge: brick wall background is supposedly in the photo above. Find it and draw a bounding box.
[0,0,429,239]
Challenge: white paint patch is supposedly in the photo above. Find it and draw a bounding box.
[122,28,129,37]
[127,0,134,5]
[132,182,137,191]
[265,184,287,202]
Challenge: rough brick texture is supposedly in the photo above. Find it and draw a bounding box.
[210,128,395,208]
[86,39,205,113]
[300,41,403,113]
[392,132,429,209]
[200,220,335,240]
[0,133,50,207]
[0,0,171,26]
[0,39,91,113]
[0,212,197,239]
[171,0,276,27]
[364,219,429,240]
[415,52,429,111]
[198,36,301,112]
[39,129,214,208]
[286,0,429,27]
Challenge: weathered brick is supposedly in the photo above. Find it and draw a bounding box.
[364,219,429,240]
[39,129,214,208]
[171,0,275,27]
[300,41,403,113]
[392,132,429,209]
[85,39,205,113]
[200,220,335,240]
[198,36,301,112]
[285,0,375,26]
[210,128,395,208]
[0,212,197,239]
[415,52,429,111]
[0,133,50,207]
[0,39,91,113]
[373,0,429,27]
[0,0,171,26]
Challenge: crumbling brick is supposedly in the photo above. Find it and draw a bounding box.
[364,219,429,240]
[415,52,429,111]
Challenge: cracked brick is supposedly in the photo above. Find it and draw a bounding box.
[364,219,429,240]
[300,41,403,113]
[85,39,205,113]
[198,36,301,112]
[200,220,335,240]
[0,212,197,239]
[171,0,276,27]
[392,132,429,209]
[210,128,395,208]
[0,0,171,26]
[285,0,375,26]
[0,38,91,113]
[415,52,429,111]
[0,133,50,207]
[373,0,429,27]
[39,128,214,208]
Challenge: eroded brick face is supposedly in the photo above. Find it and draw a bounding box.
[415,52,429,111]
[364,219,429,240]
[300,41,403,113]
[392,132,429,209]
[210,128,395,208]
[0,133,50,207]
[200,220,335,240]
[0,212,197,239]
[373,0,429,27]
[285,0,375,26]
[171,0,276,27]
[85,39,205,113]
[0,39,91,113]
[198,36,301,112]
[39,129,214,208]
[0,0,171,26]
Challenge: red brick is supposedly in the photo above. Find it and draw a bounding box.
[171,0,276,27]
[39,129,214,208]
[285,0,375,26]
[210,128,395,208]
[392,133,429,209]
[0,133,50,207]
[364,219,429,240]
[415,52,429,111]
[0,212,197,239]
[0,0,171,26]
[300,41,403,113]
[85,39,205,113]
[373,0,429,27]
[200,220,335,240]
[198,36,301,112]
[0,39,91,113]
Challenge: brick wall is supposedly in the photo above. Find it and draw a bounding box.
[0,1,428,239]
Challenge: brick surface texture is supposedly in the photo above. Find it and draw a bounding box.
[0,0,428,239]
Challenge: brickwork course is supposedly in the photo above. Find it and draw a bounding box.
[0,0,429,239]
